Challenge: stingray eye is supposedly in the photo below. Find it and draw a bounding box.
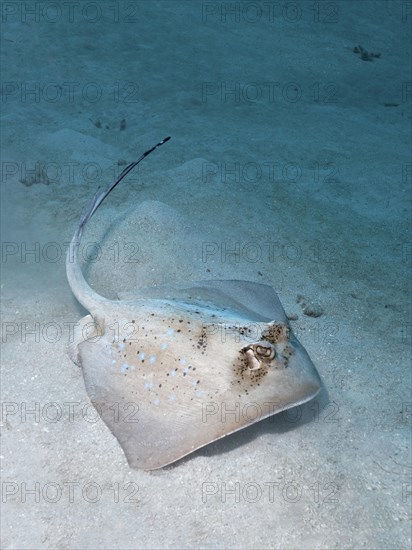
[255,342,276,360]
[242,341,276,371]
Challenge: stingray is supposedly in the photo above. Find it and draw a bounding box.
[66,137,322,470]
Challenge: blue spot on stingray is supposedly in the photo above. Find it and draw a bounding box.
[118,342,125,351]
[120,363,128,373]
[160,342,168,350]
[149,355,156,364]
[167,328,174,336]
[144,382,154,389]
[179,357,187,366]
[139,352,146,361]
[168,394,176,402]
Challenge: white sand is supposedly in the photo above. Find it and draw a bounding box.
[1,1,411,548]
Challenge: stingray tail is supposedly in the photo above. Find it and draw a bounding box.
[66,137,171,313]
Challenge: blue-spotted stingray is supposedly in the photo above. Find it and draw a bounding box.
[66,137,322,470]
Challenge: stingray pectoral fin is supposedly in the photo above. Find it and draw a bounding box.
[118,279,289,323]
[68,314,98,367]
